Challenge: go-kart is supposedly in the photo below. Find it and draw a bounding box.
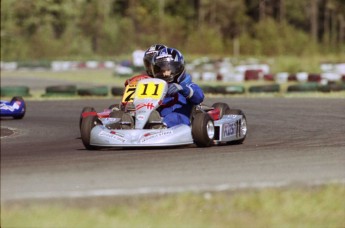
[0,96,26,119]
[80,78,247,149]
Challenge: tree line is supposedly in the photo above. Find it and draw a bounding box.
[1,0,344,61]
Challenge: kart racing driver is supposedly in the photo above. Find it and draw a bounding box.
[151,47,204,128]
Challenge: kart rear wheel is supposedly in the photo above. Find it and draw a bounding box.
[11,96,26,119]
[192,112,215,147]
[80,114,101,150]
[212,102,230,119]
[79,107,96,129]
[226,109,247,145]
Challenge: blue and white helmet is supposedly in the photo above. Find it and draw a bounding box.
[151,47,185,83]
[143,44,167,76]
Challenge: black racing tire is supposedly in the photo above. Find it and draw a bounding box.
[111,86,124,96]
[224,85,245,94]
[1,86,30,97]
[44,85,77,96]
[200,85,217,94]
[212,102,230,119]
[213,86,226,94]
[80,113,101,150]
[79,106,96,130]
[328,83,345,92]
[307,74,321,82]
[11,96,26,119]
[192,112,215,147]
[225,109,247,145]
[317,85,331,93]
[46,85,77,93]
[249,84,280,93]
[287,83,319,92]
[77,86,108,96]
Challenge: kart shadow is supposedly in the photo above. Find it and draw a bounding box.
[75,143,196,152]
[75,136,196,151]
[0,117,24,121]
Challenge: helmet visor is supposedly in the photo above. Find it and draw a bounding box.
[152,60,180,82]
[143,52,157,76]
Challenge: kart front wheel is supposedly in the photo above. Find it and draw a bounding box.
[11,96,26,119]
[79,106,96,129]
[192,112,215,147]
[80,114,101,150]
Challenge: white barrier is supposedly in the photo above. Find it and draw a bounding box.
[0,61,18,70]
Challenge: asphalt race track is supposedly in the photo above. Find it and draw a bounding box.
[1,98,345,202]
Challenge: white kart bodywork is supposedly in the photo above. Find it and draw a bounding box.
[80,78,247,149]
[90,124,194,147]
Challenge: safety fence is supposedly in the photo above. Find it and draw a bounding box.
[1,82,344,98]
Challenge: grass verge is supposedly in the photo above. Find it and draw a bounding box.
[1,184,344,228]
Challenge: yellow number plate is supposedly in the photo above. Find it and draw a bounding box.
[122,84,136,103]
[136,82,164,99]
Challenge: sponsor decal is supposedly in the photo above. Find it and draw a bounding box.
[100,117,121,124]
[223,123,236,137]
[109,130,125,137]
[136,114,145,120]
[136,110,147,114]
[136,102,154,110]
[101,118,120,121]
[140,130,173,142]
[0,103,20,112]
[99,131,127,143]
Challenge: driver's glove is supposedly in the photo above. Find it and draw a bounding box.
[167,83,193,98]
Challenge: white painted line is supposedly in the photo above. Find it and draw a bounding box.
[3,179,345,201]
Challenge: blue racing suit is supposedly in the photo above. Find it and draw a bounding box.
[158,73,204,128]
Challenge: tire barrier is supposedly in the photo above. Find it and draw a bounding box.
[288,74,298,81]
[3,83,343,99]
[263,74,275,81]
[0,86,31,97]
[249,84,280,93]
[330,83,345,91]
[111,86,124,96]
[42,85,77,97]
[244,70,261,80]
[307,74,322,82]
[199,85,217,94]
[225,85,245,94]
[215,85,245,94]
[306,83,345,93]
[77,86,108,96]
[287,83,319,92]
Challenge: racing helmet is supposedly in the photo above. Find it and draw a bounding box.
[151,47,185,83]
[143,44,167,76]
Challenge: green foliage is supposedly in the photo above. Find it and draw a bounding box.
[252,18,315,56]
[0,0,344,60]
[2,185,344,228]
[185,26,224,54]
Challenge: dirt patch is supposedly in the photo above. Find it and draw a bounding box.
[1,127,15,138]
